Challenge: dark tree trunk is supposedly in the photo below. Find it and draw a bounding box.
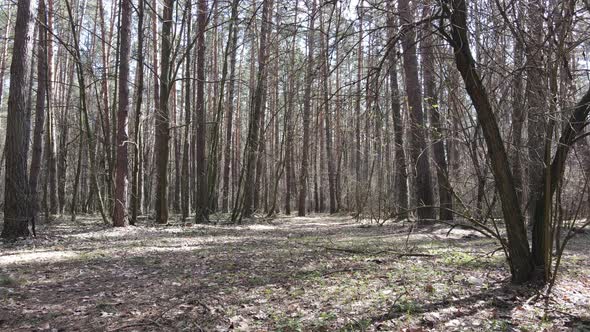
[422,18,453,221]
[399,0,435,220]
[2,0,34,239]
[181,0,192,220]
[321,6,337,214]
[194,0,209,223]
[387,6,408,218]
[29,0,48,220]
[154,0,173,224]
[113,0,131,227]
[221,0,240,213]
[297,0,315,217]
[65,0,109,225]
[444,0,533,283]
[241,0,273,219]
[131,0,145,225]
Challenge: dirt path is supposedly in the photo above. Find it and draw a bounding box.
[1,215,589,331]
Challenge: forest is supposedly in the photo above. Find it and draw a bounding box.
[0,0,589,330]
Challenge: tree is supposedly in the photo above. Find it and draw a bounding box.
[398,0,435,220]
[421,9,453,221]
[194,0,209,223]
[29,0,49,220]
[154,0,174,224]
[297,0,315,217]
[1,0,35,239]
[387,4,408,218]
[241,0,273,219]
[131,0,145,225]
[221,0,240,213]
[113,0,132,227]
[442,0,533,283]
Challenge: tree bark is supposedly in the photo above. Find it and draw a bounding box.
[131,0,145,225]
[154,0,174,224]
[194,0,209,223]
[221,0,240,213]
[241,0,273,219]
[113,0,132,227]
[422,15,453,221]
[398,0,435,220]
[2,0,34,239]
[29,0,48,220]
[297,0,315,217]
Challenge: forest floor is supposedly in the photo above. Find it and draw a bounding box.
[0,214,589,331]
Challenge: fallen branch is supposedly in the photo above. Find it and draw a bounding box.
[313,244,435,258]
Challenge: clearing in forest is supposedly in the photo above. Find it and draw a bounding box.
[1,215,589,331]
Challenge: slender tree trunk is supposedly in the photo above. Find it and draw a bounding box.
[57,64,74,213]
[113,0,131,227]
[131,0,145,225]
[65,0,109,225]
[297,0,315,217]
[221,0,240,213]
[154,0,174,224]
[241,0,273,219]
[386,13,408,218]
[284,0,298,215]
[321,6,337,214]
[29,0,48,220]
[181,0,192,220]
[0,6,12,109]
[194,0,209,223]
[354,0,363,212]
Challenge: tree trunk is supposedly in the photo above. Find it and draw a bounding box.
[2,0,34,239]
[65,0,109,225]
[444,0,533,283]
[422,16,453,221]
[241,0,273,219]
[297,0,315,217]
[221,0,240,213]
[399,0,435,220]
[321,5,337,214]
[194,0,209,223]
[113,0,131,227]
[386,6,408,218]
[131,0,145,225]
[29,0,48,220]
[154,0,174,224]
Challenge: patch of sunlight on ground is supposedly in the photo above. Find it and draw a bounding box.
[0,250,79,266]
[246,224,278,231]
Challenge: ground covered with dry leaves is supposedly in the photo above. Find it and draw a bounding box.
[1,214,589,331]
